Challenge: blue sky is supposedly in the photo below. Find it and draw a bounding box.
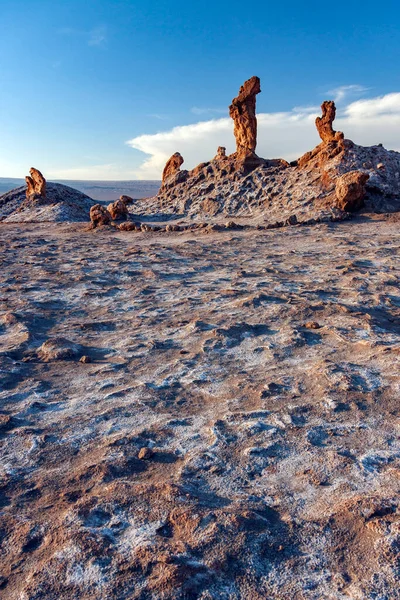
[1,0,400,179]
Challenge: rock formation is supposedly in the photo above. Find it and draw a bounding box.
[107,199,128,220]
[25,168,46,200]
[162,152,184,183]
[316,101,344,144]
[335,170,369,211]
[89,204,112,228]
[215,146,227,160]
[229,76,261,159]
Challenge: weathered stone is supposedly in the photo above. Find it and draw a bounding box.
[215,146,227,160]
[38,337,82,361]
[90,204,112,228]
[162,153,184,183]
[316,101,344,144]
[335,171,369,211]
[138,447,154,460]
[118,221,137,231]
[25,168,46,200]
[107,199,128,220]
[229,76,261,158]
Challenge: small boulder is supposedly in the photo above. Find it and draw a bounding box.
[107,199,128,220]
[335,171,369,212]
[90,204,112,228]
[138,447,154,460]
[119,221,137,231]
[37,337,82,361]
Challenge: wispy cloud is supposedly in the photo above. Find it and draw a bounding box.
[87,26,107,47]
[327,84,370,104]
[191,107,226,116]
[127,91,400,179]
[58,25,108,47]
[147,113,169,120]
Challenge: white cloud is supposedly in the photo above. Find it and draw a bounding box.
[127,91,400,179]
[327,84,370,104]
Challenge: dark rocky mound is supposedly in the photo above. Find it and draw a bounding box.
[0,182,96,222]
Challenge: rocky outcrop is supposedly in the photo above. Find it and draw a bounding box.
[335,170,369,211]
[316,101,344,144]
[0,182,95,223]
[107,199,128,220]
[25,168,46,200]
[89,204,112,228]
[215,146,227,160]
[229,76,261,159]
[298,101,346,168]
[162,153,184,184]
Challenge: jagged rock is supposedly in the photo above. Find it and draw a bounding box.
[316,101,344,144]
[335,171,369,211]
[89,204,112,228]
[215,146,227,160]
[25,168,46,200]
[107,199,128,220]
[229,76,261,159]
[162,153,184,184]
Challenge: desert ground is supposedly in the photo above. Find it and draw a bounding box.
[0,215,399,599]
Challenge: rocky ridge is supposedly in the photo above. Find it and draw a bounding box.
[135,77,400,224]
[0,181,96,223]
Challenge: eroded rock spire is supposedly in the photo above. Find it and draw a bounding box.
[25,167,46,200]
[229,76,261,158]
[162,152,184,183]
[316,101,344,144]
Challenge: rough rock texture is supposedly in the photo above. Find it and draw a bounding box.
[37,337,82,361]
[0,182,95,222]
[162,152,184,185]
[136,140,400,222]
[25,167,46,200]
[140,88,400,223]
[335,170,370,211]
[215,146,227,160]
[229,76,261,159]
[0,219,399,599]
[315,101,344,144]
[107,199,129,221]
[89,204,112,228]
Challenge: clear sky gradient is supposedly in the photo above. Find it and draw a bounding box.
[1,0,400,179]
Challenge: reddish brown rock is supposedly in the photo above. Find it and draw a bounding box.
[89,204,112,228]
[162,152,184,183]
[107,199,129,220]
[215,146,227,160]
[118,221,137,231]
[25,168,46,200]
[316,101,344,144]
[335,170,369,211]
[229,76,261,158]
